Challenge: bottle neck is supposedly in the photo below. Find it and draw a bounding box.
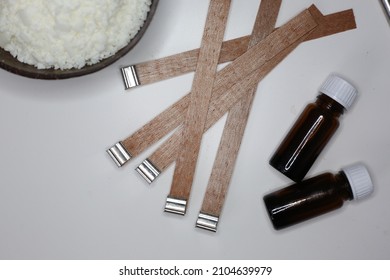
[335,171,354,201]
[315,94,345,117]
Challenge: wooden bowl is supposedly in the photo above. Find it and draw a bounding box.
[0,0,159,79]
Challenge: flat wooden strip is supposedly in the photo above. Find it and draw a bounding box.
[168,0,231,201]
[134,36,251,86]
[121,94,189,157]
[306,6,356,40]
[200,0,282,218]
[144,7,357,175]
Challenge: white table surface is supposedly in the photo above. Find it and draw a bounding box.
[1,0,389,260]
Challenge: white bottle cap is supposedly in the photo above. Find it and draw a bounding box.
[319,74,358,110]
[342,163,374,200]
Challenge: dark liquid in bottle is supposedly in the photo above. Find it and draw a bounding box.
[263,172,353,230]
[269,94,345,182]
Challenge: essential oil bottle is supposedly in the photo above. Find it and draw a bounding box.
[263,163,374,230]
[269,74,358,182]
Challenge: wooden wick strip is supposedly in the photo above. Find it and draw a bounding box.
[106,94,189,167]
[139,6,356,180]
[165,0,231,215]
[121,36,251,89]
[196,0,282,232]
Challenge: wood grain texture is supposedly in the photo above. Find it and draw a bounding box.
[200,0,282,217]
[135,36,251,86]
[168,0,231,200]
[121,94,189,157]
[306,5,356,40]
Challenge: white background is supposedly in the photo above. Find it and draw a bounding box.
[1,0,389,259]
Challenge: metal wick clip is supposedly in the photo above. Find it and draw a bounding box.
[136,159,161,184]
[107,142,132,167]
[196,213,219,232]
[381,0,390,21]
[164,197,187,215]
[121,65,140,89]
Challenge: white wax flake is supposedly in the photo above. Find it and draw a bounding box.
[0,0,151,69]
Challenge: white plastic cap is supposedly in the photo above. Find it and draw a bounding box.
[342,163,374,200]
[319,74,358,110]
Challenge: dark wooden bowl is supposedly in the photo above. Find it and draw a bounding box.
[0,0,159,79]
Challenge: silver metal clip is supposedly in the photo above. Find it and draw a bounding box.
[121,65,140,89]
[136,159,161,184]
[106,142,132,167]
[164,197,187,215]
[196,213,219,232]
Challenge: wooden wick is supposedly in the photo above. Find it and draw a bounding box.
[165,0,232,215]
[122,36,251,88]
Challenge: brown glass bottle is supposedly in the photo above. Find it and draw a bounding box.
[269,74,357,182]
[263,163,373,230]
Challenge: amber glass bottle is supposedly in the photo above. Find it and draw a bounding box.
[263,163,373,230]
[269,74,358,182]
